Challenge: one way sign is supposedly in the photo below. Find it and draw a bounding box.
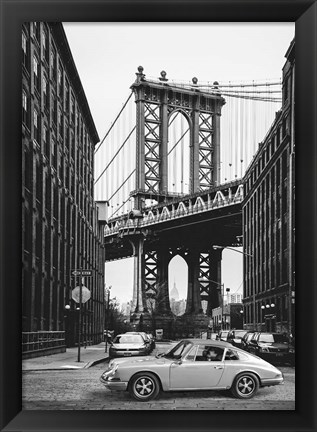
[72,269,93,277]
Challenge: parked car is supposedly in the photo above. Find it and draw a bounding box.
[241,332,256,352]
[227,330,248,349]
[100,338,284,401]
[125,332,152,353]
[109,333,150,358]
[247,332,295,364]
[216,330,230,342]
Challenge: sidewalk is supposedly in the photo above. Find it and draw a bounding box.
[22,343,109,371]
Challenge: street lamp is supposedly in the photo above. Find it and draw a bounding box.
[213,244,255,330]
[104,285,112,353]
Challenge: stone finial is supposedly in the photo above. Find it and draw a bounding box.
[135,66,145,82]
[159,70,168,82]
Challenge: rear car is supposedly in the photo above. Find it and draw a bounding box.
[241,332,256,351]
[216,330,230,342]
[109,333,150,358]
[227,329,248,349]
[248,332,294,364]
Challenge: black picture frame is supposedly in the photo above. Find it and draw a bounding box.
[1,0,316,431]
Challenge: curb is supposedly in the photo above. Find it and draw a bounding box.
[84,356,109,369]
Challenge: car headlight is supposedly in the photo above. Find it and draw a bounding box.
[139,345,147,351]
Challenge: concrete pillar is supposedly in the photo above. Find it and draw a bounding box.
[156,246,171,314]
[129,236,145,313]
[208,248,223,313]
[186,249,202,313]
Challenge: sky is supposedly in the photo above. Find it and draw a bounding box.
[63,22,295,304]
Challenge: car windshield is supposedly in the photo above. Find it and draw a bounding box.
[258,334,289,343]
[231,331,247,338]
[159,340,193,360]
[113,335,144,344]
[235,331,247,337]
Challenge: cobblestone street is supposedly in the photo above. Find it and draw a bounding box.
[22,360,295,410]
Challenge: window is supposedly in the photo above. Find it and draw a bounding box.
[33,55,40,90]
[33,108,40,142]
[42,75,48,110]
[70,95,75,124]
[51,138,57,168]
[195,345,224,362]
[42,27,49,62]
[65,79,70,109]
[43,124,49,156]
[22,90,29,125]
[22,31,30,70]
[58,65,63,97]
[50,47,57,81]
[33,22,40,42]
[58,107,63,137]
[51,91,57,125]
[225,349,239,361]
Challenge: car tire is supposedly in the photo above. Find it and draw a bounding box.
[129,372,160,402]
[231,372,259,399]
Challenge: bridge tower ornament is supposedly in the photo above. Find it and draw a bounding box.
[130,67,225,210]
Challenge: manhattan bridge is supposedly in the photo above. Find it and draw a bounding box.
[94,66,282,330]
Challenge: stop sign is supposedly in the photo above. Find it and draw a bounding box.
[72,286,91,304]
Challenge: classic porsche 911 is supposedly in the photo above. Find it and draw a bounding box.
[100,339,284,401]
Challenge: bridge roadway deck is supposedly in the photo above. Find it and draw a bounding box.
[104,181,244,261]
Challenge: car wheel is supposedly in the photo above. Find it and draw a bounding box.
[129,372,160,401]
[231,373,259,399]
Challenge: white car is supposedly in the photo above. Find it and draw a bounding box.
[100,338,284,401]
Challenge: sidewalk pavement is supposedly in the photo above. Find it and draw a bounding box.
[22,343,109,371]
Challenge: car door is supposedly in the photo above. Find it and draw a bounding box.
[169,345,225,390]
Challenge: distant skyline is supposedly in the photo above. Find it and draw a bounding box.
[63,22,295,304]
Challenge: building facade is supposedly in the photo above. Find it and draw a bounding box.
[242,40,295,335]
[22,22,105,352]
[211,303,244,332]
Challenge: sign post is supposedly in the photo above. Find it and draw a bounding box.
[71,269,92,362]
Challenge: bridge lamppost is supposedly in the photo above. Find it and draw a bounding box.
[212,245,253,329]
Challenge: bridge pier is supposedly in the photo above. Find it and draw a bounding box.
[186,249,203,314]
[208,247,223,314]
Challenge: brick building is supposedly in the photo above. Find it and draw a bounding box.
[22,22,105,354]
[242,39,295,335]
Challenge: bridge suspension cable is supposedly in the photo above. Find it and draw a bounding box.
[94,91,133,155]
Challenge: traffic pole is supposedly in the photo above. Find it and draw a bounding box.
[77,268,83,362]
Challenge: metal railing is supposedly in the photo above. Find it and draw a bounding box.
[22,331,65,354]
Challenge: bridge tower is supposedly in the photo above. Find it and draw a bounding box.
[128,67,226,331]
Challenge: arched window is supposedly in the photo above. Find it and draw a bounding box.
[168,111,190,194]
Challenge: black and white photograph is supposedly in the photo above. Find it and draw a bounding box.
[1,2,317,431]
[21,21,296,410]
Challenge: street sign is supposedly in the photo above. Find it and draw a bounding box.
[72,269,93,277]
[72,286,91,304]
